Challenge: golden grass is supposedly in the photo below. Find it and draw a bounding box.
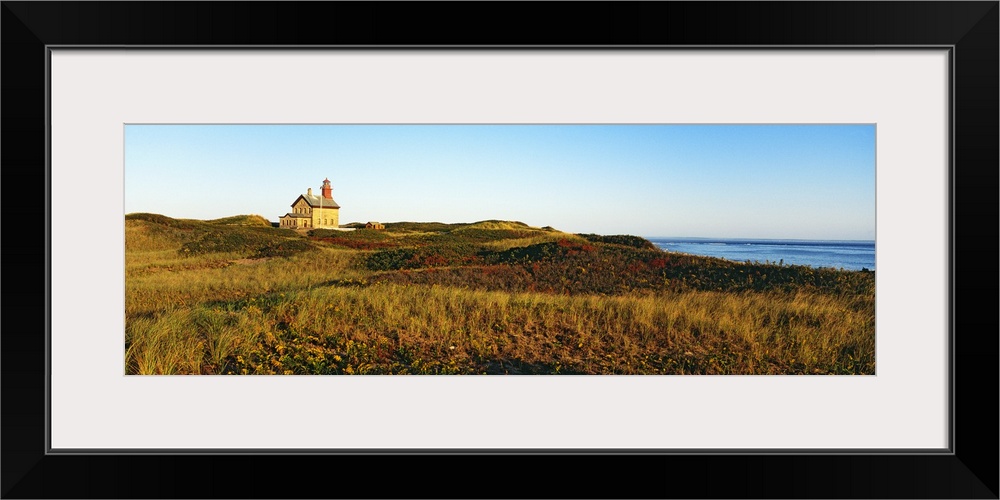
[481,232,586,251]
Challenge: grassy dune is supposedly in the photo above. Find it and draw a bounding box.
[125,214,875,375]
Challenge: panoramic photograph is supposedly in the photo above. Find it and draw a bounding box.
[124,124,875,375]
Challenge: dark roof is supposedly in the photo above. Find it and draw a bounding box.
[293,194,341,209]
[281,213,311,219]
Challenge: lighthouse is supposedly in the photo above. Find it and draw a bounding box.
[321,178,333,199]
[278,178,341,229]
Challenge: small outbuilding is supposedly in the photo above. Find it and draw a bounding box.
[365,221,385,230]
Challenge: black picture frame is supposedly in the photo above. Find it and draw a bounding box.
[3,2,996,498]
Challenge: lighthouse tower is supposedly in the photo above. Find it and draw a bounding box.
[315,178,340,228]
[321,178,333,199]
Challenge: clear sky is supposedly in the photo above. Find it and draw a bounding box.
[124,124,875,240]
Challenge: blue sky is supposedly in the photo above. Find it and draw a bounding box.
[124,124,875,240]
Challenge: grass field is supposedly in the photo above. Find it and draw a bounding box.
[124,213,876,375]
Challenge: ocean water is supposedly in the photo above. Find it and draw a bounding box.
[646,237,875,271]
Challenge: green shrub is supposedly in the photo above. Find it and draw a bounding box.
[311,228,390,241]
[383,221,467,233]
[578,233,658,250]
[365,248,418,271]
[253,239,317,258]
[180,226,313,258]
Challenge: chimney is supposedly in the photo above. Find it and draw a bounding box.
[307,188,313,196]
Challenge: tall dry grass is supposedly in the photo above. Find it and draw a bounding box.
[126,278,873,375]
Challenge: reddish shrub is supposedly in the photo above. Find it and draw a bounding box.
[422,255,449,267]
[314,237,397,250]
